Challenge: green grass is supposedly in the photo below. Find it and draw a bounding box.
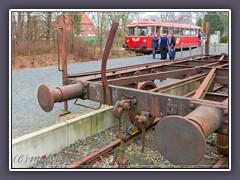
[78,36,98,45]
[210,43,227,47]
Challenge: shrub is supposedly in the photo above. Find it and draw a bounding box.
[221,36,228,43]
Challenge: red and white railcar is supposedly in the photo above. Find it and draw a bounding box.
[123,21,201,54]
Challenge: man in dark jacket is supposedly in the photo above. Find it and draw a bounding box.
[152,33,159,59]
[168,32,176,47]
[168,32,176,60]
[158,33,169,60]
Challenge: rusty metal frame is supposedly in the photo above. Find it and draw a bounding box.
[37,21,229,166]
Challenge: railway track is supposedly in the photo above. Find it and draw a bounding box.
[64,119,228,169]
[32,118,227,169]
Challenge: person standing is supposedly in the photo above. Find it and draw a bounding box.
[158,33,169,60]
[198,31,202,47]
[152,33,159,59]
[168,32,176,47]
[168,32,176,60]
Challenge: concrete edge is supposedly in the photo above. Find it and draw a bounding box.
[12,106,117,168]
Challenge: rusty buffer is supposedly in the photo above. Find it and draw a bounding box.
[37,21,229,166]
[155,106,224,165]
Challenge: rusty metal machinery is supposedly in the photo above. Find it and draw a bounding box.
[37,20,229,166]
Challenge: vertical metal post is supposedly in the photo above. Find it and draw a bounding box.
[201,44,203,54]
[205,33,210,55]
[227,41,229,55]
[189,44,192,56]
[214,42,216,54]
[62,14,68,111]
[181,42,183,58]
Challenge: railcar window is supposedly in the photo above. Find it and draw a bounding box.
[191,29,198,36]
[126,27,135,36]
[183,29,190,36]
[156,26,161,35]
[162,27,169,34]
[190,29,197,36]
[169,27,174,34]
[135,26,148,36]
[148,26,156,36]
[174,28,180,36]
[178,28,184,35]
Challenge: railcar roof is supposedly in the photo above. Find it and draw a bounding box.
[127,21,200,29]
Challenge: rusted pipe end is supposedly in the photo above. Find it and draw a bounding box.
[154,115,206,165]
[37,84,55,112]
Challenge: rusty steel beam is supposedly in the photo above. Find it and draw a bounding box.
[213,85,227,92]
[216,63,228,69]
[38,79,228,118]
[200,62,221,68]
[213,76,228,85]
[183,90,197,97]
[107,67,201,86]
[201,67,228,77]
[150,73,206,92]
[85,62,192,83]
[76,57,228,85]
[219,55,225,61]
[156,76,205,94]
[204,92,228,102]
[85,81,227,117]
[66,55,204,79]
[192,68,216,99]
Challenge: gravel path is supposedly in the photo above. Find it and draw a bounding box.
[12,45,228,137]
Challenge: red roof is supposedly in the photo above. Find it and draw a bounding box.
[80,13,97,36]
[81,13,93,24]
[55,13,97,36]
[127,21,200,29]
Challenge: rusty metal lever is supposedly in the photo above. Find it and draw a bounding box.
[101,22,119,105]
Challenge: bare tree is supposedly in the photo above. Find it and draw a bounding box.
[46,12,52,41]
[12,12,25,45]
[90,12,109,53]
[106,12,139,48]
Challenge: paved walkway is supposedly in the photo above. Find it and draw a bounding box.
[12,45,228,136]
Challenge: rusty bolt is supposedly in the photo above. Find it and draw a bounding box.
[123,102,130,110]
[189,102,195,109]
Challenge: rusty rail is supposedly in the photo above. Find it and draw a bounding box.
[67,118,161,168]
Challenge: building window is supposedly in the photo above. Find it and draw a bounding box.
[89,26,92,30]
[83,26,86,31]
